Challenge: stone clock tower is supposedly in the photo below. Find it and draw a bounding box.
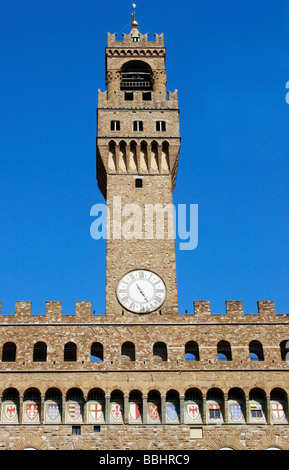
[97,10,181,321]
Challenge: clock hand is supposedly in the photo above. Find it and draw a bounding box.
[136,283,149,302]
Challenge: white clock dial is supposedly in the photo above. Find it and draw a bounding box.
[116,269,166,314]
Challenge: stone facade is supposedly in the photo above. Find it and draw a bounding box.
[1,14,288,451]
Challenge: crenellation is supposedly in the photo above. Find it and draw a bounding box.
[225,301,244,320]
[75,301,92,320]
[15,301,32,320]
[193,301,211,319]
[257,301,276,319]
[45,301,62,322]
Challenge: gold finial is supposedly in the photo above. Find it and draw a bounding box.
[132,3,138,26]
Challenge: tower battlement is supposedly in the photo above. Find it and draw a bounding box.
[107,32,165,47]
[97,89,178,108]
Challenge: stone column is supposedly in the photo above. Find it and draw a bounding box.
[62,397,66,424]
[40,396,45,424]
[266,395,271,424]
[124,395,129,424]
[142,395,148,425]
[202,396,207,425]
[161,395,166,424]
[224,394,228,423]
[19,396,24,424]
[180,395,185,424]
[245,396,250,423]
[105,395,110,424]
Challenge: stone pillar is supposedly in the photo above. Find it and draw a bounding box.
[19,396,24,424]
[124,395,129,424]
[62,397,66,424]
[83,395,88,424]
[180,395,185,424]
[266,395,271,424]
[142,395,148,425]
[161,395,166,424]
[224,394,228,423]
[245,396,250,423]
[202,396,207,425]
[40,396,45,424]
[105,395,110,424]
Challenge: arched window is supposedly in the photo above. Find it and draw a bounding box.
[129,390,142,424]
[147,390,161,423]
[153,342,167,361]
[207,388,224,423]
[110,390,124,423]
[2,388,19,423]
[33,342,47,362]
[217,341,232,361]
[249,388,266,423]
[121,342,135,361]
[249,340,264,361]
[45,388,62,424]
[87,388,105,424]
[280,340,289,362]
[185,341,199,361]
[91,342,103,362]
[270,388,287,423]
[64,342,77,362]
[228,388,245,423]
[121,60,152,90]
[2,342,16,362]
[166,390,180,423]
[66,388,84,424]
[108,141,116,172]
[184,388,202,423]
[23,388,41,424]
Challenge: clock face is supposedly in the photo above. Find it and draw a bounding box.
[116,269,166,314]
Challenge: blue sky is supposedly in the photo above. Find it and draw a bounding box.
[1,0,289,316]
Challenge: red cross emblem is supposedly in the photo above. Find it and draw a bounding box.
[90,403,103,421]
[272,403,285,420]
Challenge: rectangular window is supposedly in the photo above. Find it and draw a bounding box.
[125,91,134,101]
[133,121,143,132]
[111,120,120,131]
[143,91,152,101]
[94,426,101,433]
[156,121,167,131]
[251,407,262,419]
[135,178,143,188]
[72,426,81,436]
[209,408,220,420]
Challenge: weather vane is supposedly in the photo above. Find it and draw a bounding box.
[132,3,137,20]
